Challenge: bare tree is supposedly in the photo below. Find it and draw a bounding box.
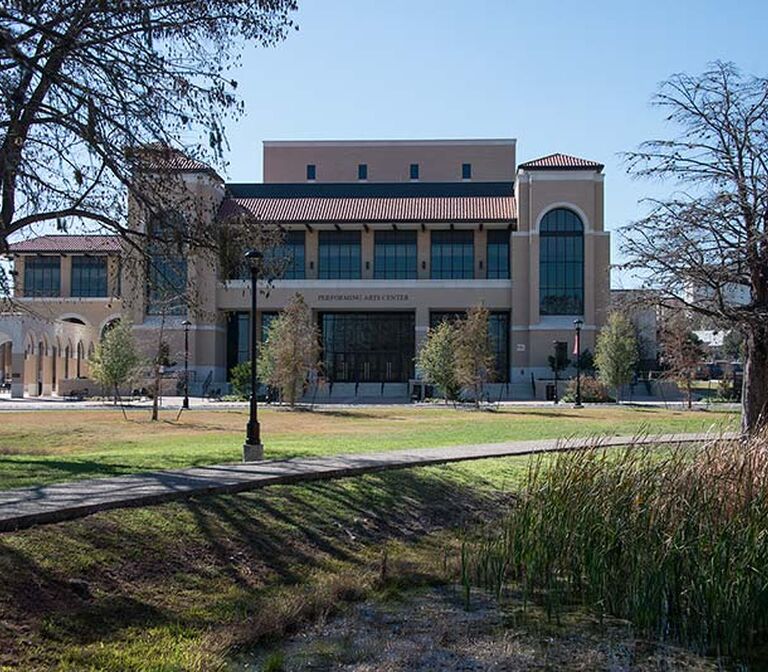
[659,313,706,410]
[621,62,768,432]
[0,1,297,260]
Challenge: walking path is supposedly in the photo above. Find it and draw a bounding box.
[0,432,736,532]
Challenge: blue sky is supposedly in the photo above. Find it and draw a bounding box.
[222,0,768,286]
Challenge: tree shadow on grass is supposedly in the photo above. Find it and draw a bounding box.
[0,457,141,488]
[0,465,513,665]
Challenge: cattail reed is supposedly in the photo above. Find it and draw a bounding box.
[461,431,768,661]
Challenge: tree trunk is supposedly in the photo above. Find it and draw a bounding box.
[741,327,768,435]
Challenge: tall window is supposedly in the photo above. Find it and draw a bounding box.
[306,164,316,180]
[71,256,108,297]
[321,312,415,382]
[358,164,368,180]
[539,208,584,315]
[147,211,188,315]
[263,230,305,279]
[318,230,361,279]
[409,163,419,180]
[226,311,279,379]
[430,230,474,279]
[374,230,417,279]
[486,229,510,279]
[462,163,472,179]
[24,257,60,297]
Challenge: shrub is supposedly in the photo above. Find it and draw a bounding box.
[561,375,614,403]
[460,432,768,662]
[229,360,253,399]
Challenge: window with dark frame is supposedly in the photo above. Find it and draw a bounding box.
[71,256,108,297]
[430,229,474,279]
[225,310,279,380]
[23,256,60,297]
[146,210,188,316]
[358,164,368,180]
[318,230,361,279]
[409,163,419,180]
[306,164,316,180]
[430,311,510,382]
[539,208,584,315]
[262,230,306,280]
[320,312,415,382]
[462,163,472,179]
[374,230,417,279]
[486,229,510,279]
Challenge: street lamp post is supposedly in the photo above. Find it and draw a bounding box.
[552,340,559,404]
[181,319,191,410]
[574,319,584,408]
[243,249,264,461]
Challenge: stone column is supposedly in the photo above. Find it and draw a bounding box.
[361,228,374,279]
[474,228,487,279]
[11,350,25,398]
[305,228,318,279]
[42,348,55,397]
[60,256,72,297]
[417,228,430,279]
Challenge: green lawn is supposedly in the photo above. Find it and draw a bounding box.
[0,405,738,490]
[0,406,737,671]
[0,457,525,671]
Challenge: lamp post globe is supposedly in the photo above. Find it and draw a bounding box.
[243,249,264,461]
[181,319,191,410]
[573,319,584,409]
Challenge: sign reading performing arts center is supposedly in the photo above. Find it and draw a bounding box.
[317,293,410,302]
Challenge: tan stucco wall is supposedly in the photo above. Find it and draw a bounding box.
[263,140,517,183]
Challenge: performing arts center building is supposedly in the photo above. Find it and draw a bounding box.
[1,138,610,401]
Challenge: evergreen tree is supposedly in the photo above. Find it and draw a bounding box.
[258,294,320,407]
[89,320,141,412]
[454,306,496,406]
[594,312,639,402]
[416,320,460,402]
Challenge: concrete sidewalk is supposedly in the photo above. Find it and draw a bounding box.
[0,432,735,532]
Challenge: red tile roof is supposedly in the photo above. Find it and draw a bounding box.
[130,143,223,181]
[9,235,121,254]
[219,195,516,224]
[519,153,604,171]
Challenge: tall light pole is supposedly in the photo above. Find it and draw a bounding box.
[574,319,583,408]
[552,340,560,404]
[243,249,264,461]
[181,319,191,409]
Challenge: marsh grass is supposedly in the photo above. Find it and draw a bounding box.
[461,432,768,663]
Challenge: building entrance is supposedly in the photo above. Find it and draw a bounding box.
[320,312,415,383]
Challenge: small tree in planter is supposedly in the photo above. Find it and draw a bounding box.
[454,306,496,407]
[416,320,460,402]
[595,312,639,402]
[258,294,320,408]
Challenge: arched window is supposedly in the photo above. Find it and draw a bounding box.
[539,208,584,315]
[64,345,70,379]
[76,342,84,378]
